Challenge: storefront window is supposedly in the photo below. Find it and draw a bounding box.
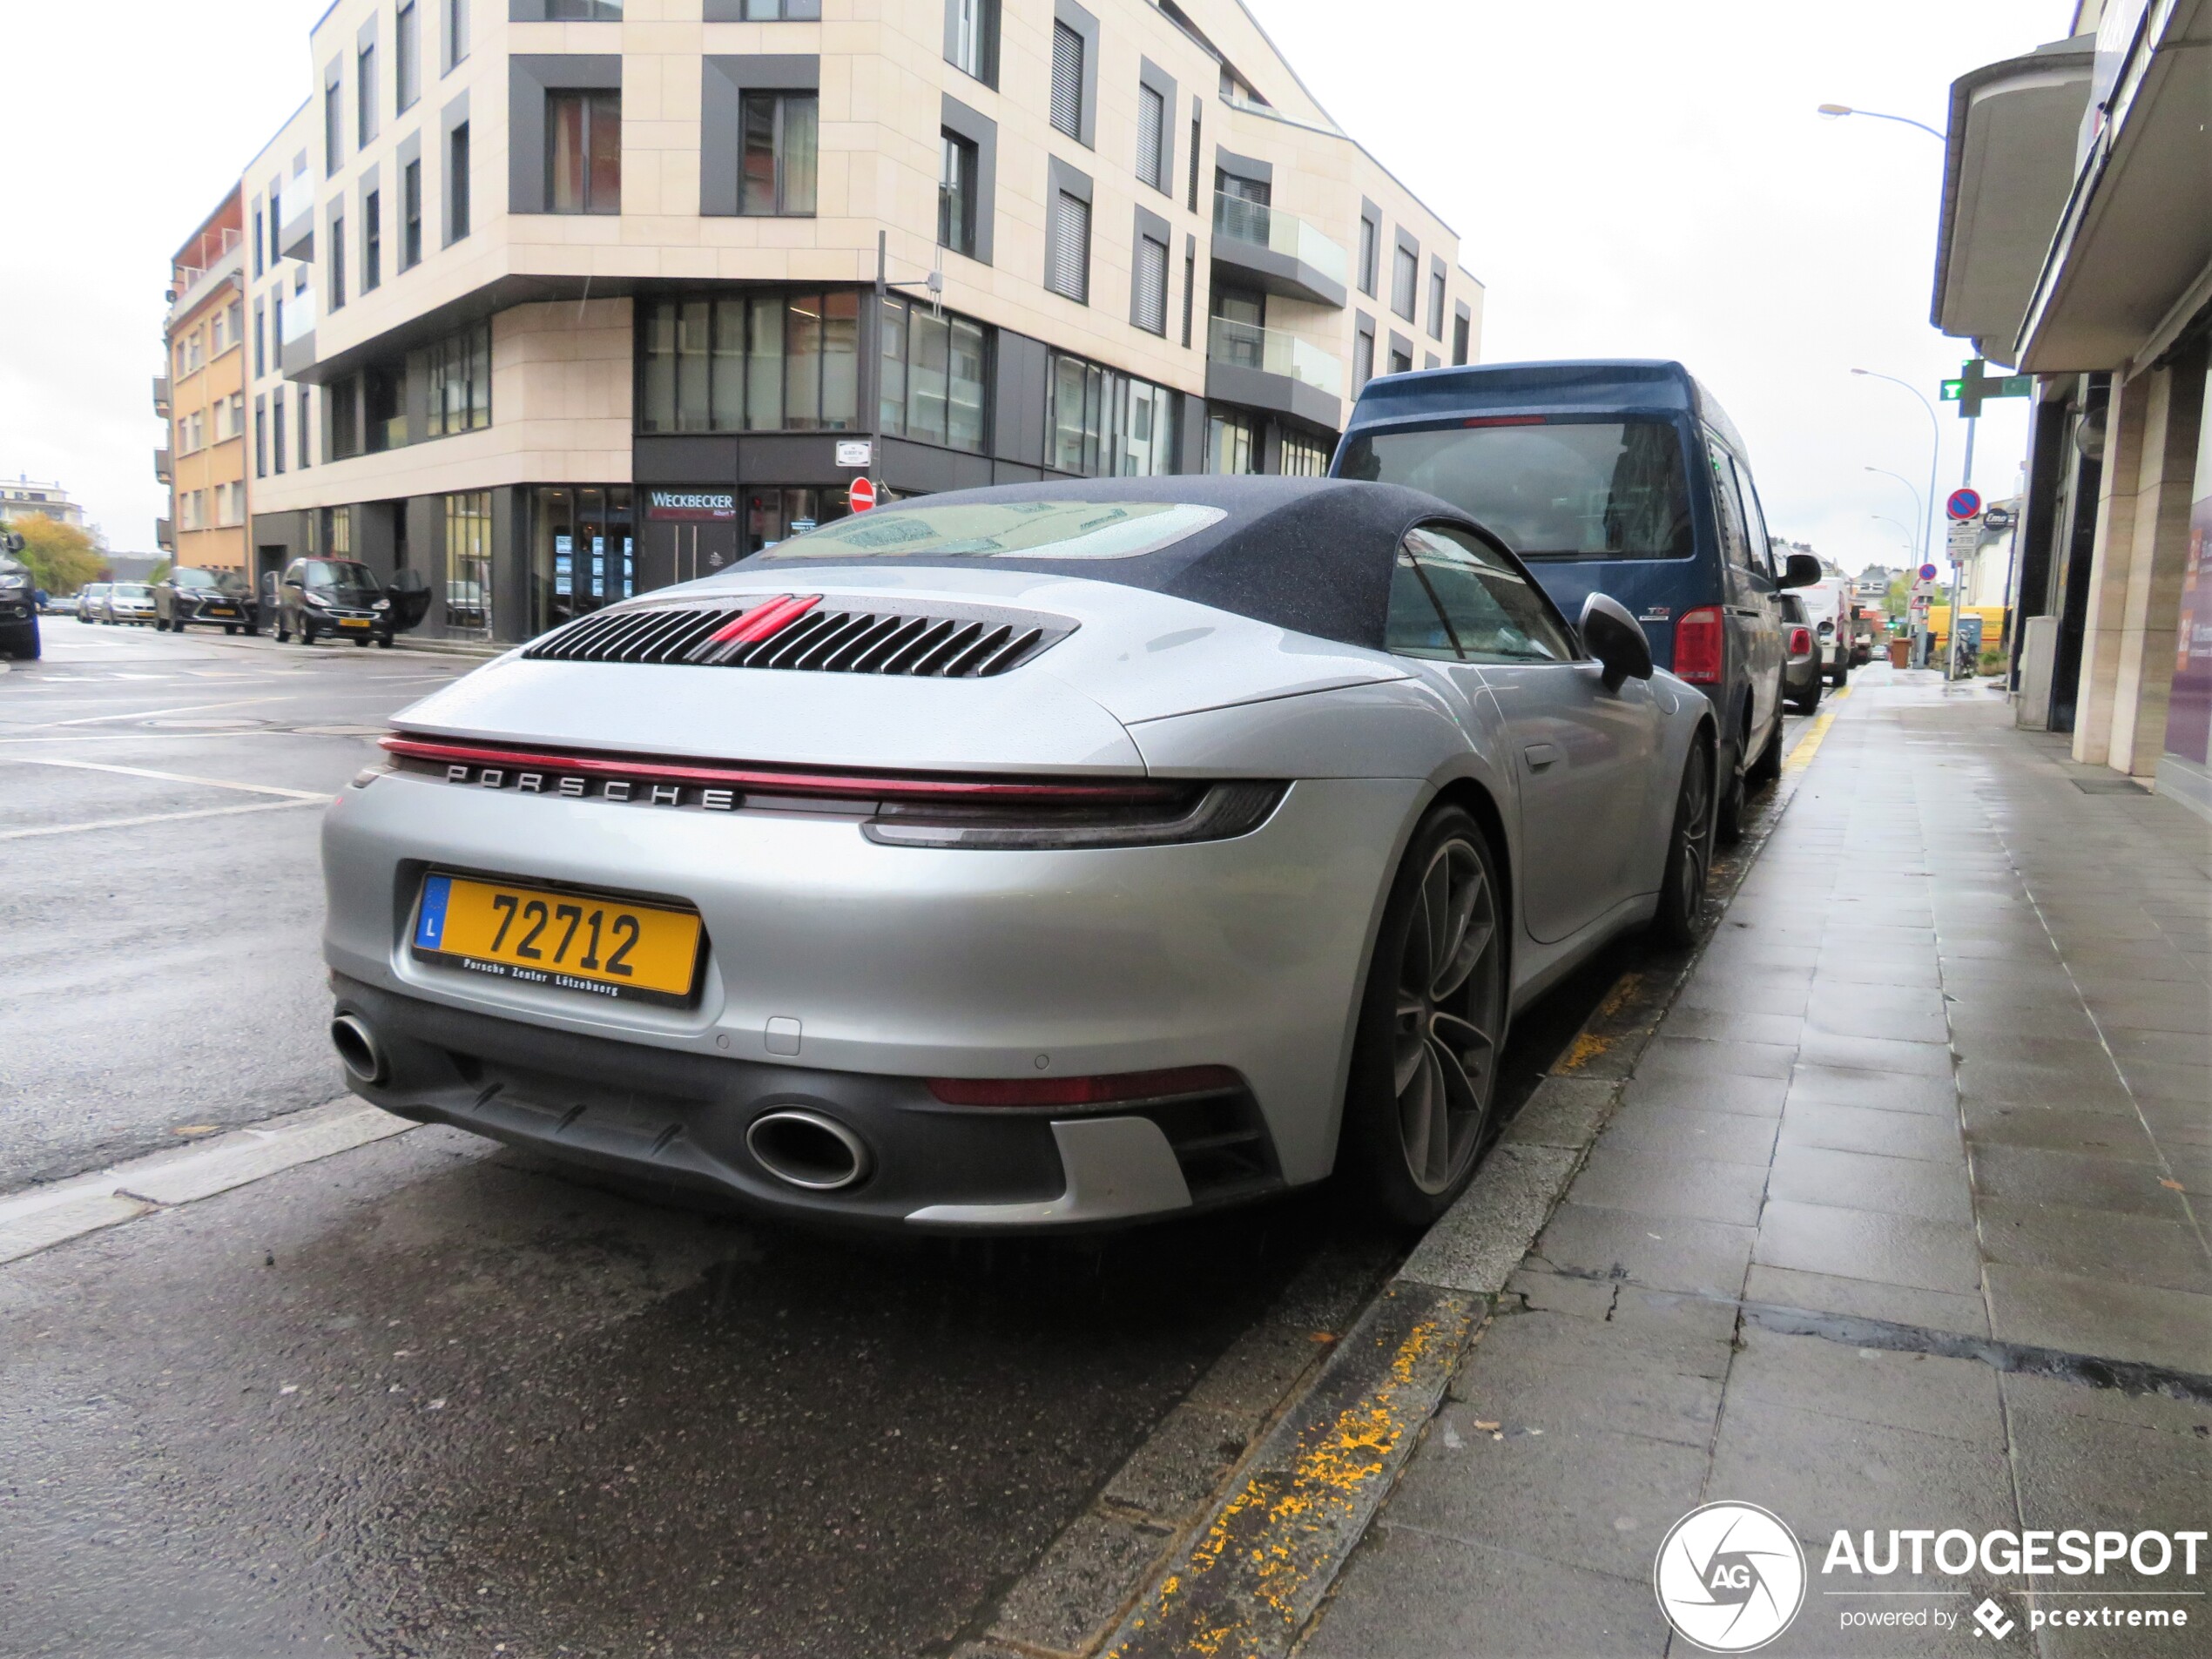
[530,485,634,635]
[637,291,858,433]
[878,296,989,453]
[1047,349,1177,477]
[2161,365,2212,775]
[1207,408,1258,475]
[442,490,493,636]
[745,486,849,556]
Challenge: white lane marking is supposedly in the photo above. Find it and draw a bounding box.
[24,695,293,730]
[0,798,325,841]
[0,755,331,799]
[0,1102,413,1266]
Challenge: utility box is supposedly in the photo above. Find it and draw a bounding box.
[2017,615,2060,730]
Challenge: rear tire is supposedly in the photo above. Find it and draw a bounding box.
[1650,742,1715,949]
[1340,806,1509,1228]
[1788,677,1822,716]
[1716,739,1747,845]
[1748,714,1784,786]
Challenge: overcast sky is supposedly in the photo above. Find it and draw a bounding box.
[1,1,2071,573]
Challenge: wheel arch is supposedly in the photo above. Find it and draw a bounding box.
[1427,774,1514,983]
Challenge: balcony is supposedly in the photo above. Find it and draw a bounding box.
[155,518,174,550]
[278,171,315,263]
[153,448,172,484]
[1211,192,1350,307]
[152,375,171,416]
[279,286,317,377]
[1204,317,1344,429]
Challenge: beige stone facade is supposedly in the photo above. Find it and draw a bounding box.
[217,0,1480,641]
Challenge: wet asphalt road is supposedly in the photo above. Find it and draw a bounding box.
[0,617,1777,1657]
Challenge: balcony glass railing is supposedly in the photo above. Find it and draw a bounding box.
[280,287,316,343]
[1211,192,1350,287]
[1207,317,1345,399]
[277,170,313,231]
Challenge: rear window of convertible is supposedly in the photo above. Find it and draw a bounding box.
[750,501,1226,563]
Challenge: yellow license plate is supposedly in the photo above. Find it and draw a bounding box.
[411,873,705,1006]
[340,617,373,628]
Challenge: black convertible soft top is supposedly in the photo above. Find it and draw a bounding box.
[741,475,1515,652]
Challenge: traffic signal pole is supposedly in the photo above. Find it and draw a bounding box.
[1950,415,1977,682]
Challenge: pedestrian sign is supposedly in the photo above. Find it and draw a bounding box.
[1946,488,1982,521]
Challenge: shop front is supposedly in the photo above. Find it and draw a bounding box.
[2160,365,2212,822]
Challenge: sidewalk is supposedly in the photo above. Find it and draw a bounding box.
[1302,668,2212,1657]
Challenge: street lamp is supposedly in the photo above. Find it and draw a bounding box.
[1816,103,1946,142]
[1852,368,1944,668]
[1864,467,1925,562]
[1872,515,1915,556]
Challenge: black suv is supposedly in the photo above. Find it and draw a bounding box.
[0,533,37,660]
[154,565,259,635]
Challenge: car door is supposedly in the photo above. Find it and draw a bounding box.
[1706,436,1779,752]
[1389,523,1662,945]
[280,561,307,631]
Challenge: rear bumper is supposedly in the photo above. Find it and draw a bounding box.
[336,974,1284,1231]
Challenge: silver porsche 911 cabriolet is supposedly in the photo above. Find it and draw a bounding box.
[323,477,1717,1230]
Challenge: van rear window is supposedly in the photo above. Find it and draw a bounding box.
[1339,419,1694,561]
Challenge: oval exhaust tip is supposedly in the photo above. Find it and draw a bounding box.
[745,1109,870,1191]
[330,1013,384,1085]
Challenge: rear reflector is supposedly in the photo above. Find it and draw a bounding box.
[927,1065,1242,1107]
[1674,606,1723,685]
[1462,415,1547,428]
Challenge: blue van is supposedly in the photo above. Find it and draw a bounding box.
[1333,360,1819,840]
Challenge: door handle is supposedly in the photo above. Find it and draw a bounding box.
[1522,743,1561,771]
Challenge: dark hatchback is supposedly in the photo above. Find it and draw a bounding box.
[1335,359,1817,839]
[154,565,258,634]
[273,557,432,647]
[0,536,37,660]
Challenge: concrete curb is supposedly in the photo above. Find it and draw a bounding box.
[967,705,1838,1659]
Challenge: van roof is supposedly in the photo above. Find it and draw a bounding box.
[1345,358,1749,465]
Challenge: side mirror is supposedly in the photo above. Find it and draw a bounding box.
[1781,552,1823,590]
[1581,591,1654,691]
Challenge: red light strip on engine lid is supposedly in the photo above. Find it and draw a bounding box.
[706,592,821,646]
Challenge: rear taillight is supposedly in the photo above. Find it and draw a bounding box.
[1674,607,1723,684]
[1789,626,1813,655]
[927,1065,1241,1107]
[862,780,1285,850]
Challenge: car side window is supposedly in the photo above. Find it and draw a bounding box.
[1730,455,1777,579]
[1386,548,1460,660]
[1388,523,1577,664]
[1705,436,1754,572]
[283,561,305,586]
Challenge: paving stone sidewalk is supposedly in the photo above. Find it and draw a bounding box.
[1303,668,2212,1658]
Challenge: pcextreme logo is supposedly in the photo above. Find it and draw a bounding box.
[1654,1502,1808,1652]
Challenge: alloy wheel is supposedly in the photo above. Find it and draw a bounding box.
[1392,837,1503,1194]
[1676,746,1713,921]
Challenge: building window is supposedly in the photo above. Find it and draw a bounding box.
[269,182,285,266]
[1045,188,1090,303]
[1392,244,1417,321]
[402,159,423,266]
[1281,429,1329,476]
[1207,409,1257,475]
[739,91,816,216]
[448,122,471,239]
[253,301,265,377]
[254,398,267,477]
[1388,346,1413,376]
[1182,243,1195,347]
[324,65,343,173]
[947,0,998,84]
[396,2,421,111]
[1050,22,1084,140]
[1358,214,1379,298]
[549,91,622,214]
[1354,317,1375,392]
[329,209,347,310]
[1453,309,1470,367]
[1049,350,1177,477]
[363,191,382,292]
[1427,268,1446,341]
[939,131,979,257]
[879,296,989,453]
[547,0,623,15]
[273,389,287,473]
[637,292,860,434]
[443,491,493,635]
[425,321,494,437]
[253,207,265,278]
[358,42,379,146]
[1136,82,1166,193]
[1132,233,1169,335]
[444,0,469,71]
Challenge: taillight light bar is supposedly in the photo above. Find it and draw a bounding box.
[1462,415,1548,428]
[379,733,1181,806]
[705,592,820,647]
[1674,606,1723,685]
[927,1065,1242,1107]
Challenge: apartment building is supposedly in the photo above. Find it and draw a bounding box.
[161,189,253,573]
[226,0,1480,643]
[0,478,89,531]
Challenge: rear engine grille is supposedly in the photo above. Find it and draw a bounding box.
[524,596,1074,678]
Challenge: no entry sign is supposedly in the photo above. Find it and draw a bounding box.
[848,475,877,513]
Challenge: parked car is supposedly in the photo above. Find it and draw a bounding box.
[100,583,158,625]
[1779,592,1822,714]
[1791,577,1855,686]
[272,558,430,647]
[154,565,258,634]
[0,538,38,660]
[75,582,111,623]
[1335,359,1819,842]
[323,477,1720,1232]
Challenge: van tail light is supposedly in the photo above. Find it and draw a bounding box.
[1789,625,1813,656]
[1674,607,1724,684]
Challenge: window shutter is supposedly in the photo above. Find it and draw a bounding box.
[1136,84,1163,189]
[1050,23,1083,138]
[1047,189,1089,302]
[1133,235,1167,334]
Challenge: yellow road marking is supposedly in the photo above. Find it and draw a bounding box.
[1783,684,1850,773]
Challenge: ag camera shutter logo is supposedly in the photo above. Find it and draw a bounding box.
[1655,1501,1807,1652]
